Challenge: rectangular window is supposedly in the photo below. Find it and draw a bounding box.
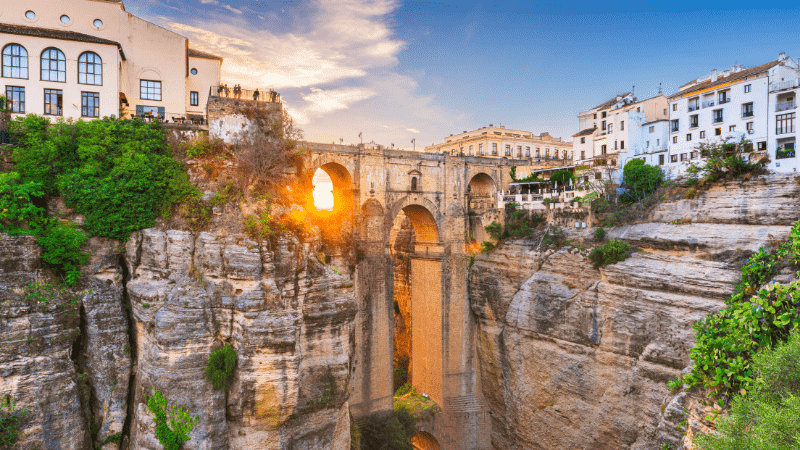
[758,141,767,151]
[670,119,679,132]
[608,123,613,133]
[469,145,473,155]
[686,133,692,141]
[680,153,688,161]
[777,142,795,159]
[602,111,607,118]
[620,140,625,149]
[535,147,540,157]
[746,122,753,131]
[581,150,585,159]
[715,128,722,136]
[190,91,199,106]
[671,155,678,163]
[620,121,624,131]
[672,103,677,111]
[672,136,678,144]
[602,120,606,130]
[700,131,706,138]
[713,109,723,123]
[5,86,24,113]
[44,89,63,116]
[742,102,754,118]
[688,98,699,112]
[729,125,736,132]
[478,144,483,155]
[777,113,795,135]
[505,145,511,156]
[545,148,550,157]
[637,107,640,112]
[140,80,162,101]
[525,146,530,157]
[744,84,751,93]
[81,92,99,117]
[718,90,729,104]
[690,114,699,128]
[649,126,654,133]
[659,155,665,165]
[646,140,650,148]
[581,137,585,144]
[601,145,606,154]
[492,143,497,155]
[691,151,698,159]
[664,108,667,115]
[517,145,522,157]
[657,139,660,145]
[593,113,597,119]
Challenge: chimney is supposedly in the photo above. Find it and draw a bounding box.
[489,124,493,127]
[711,69,718,82]
[779,52,787,61]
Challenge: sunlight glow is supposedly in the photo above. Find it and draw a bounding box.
[312,168,335,211]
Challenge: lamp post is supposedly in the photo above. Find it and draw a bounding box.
[412,138,415,152]
[359,132,362,145]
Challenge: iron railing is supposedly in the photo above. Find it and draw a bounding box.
[210,85,280,103]
[130,112,208,125]
[688,104,698,112]
[702,101,715,109]
[770,79,800,92]
[719,98,730,105]
[776,101,796,112]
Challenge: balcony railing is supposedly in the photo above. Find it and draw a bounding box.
[688,105,698,112]
[690,121,699,128]
[719,98,730,105]
[713,116,724,123]
[209,85,281,103]
[702,101,715,109]
[770,79,800,92]
[670,126,679,132]
[130,111,208,126]
[742,111,754,118]
[776,101,796,112]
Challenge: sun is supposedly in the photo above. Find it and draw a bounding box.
[312,168,335,211]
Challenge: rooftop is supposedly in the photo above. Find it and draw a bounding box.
[572,127,597,138]
[672,60,780,98]
[188,48,223,61]
[0,23,121,48]
[592,92,633,111]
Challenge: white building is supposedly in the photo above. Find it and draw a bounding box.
[573,92,669,183]
[1,0,223,122]
[667,53,800,175]
[615,118,670,182]
[768,62,800,173]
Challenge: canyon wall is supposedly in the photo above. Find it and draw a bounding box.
[469,174,800,449]
[0,227,356,450]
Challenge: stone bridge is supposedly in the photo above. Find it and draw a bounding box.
[298,142,540,450]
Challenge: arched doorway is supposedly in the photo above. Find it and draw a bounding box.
[467,173,497,243]
[412,431,441,450]
[311,162,353,213]
[309,162,354,274]
[388,203,443,406]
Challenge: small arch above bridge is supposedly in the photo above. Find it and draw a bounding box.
[412,431,441,450]
[468,172,497,197]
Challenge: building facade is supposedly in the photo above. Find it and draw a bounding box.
[573,92,669,183]
[666,53,800,175]
[1,0,222,121]
[423,125,574,179]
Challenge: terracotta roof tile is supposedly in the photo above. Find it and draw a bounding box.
[572,127,597,137]
[593,92,632,111]
[671,60,780,98]
[0,23,120,47]
[188,48,223,61]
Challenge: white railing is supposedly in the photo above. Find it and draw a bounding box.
[776,101,796,112]
[770,79,800,92]
[702,101,715,109]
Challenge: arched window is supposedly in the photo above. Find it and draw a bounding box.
[41,48,66,82]
[78,52,102,85]
[2,44,28,79]
[411,177,418,192]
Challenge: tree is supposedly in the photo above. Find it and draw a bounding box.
[621,159,663,202]
[550,169,573,185]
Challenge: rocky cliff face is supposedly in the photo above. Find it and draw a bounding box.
[470,174,800,450]
[0,227,356,450]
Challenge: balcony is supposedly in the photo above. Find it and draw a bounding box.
[776,101,796,112]
[712,116,724,124]
[702,101,715,109]
[670,126,679,133]
[719,98,730,105]
[742,111,754,118]
[130,112,208,129]
[689,122,699,128]
[688,104,699,112]
[770,79,800,92]
[209,85,281,103]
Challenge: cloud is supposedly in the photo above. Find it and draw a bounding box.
[223,4,242,14]
[407,128,420,134]
[199,0,218,4]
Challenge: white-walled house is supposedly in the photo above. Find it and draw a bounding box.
[667,53,800,175]
[615,118,670,183]
[768,64,800,173]
[1,0,222,122]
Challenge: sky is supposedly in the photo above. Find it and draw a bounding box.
[128,0,800,150]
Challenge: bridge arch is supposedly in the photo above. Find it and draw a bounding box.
[412,431,441,450]
[468,172,497,197]
[385,196,443,245]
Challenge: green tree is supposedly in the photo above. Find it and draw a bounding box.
[146,388,198,450]
[621,159,663,202]
[550,169,573,185]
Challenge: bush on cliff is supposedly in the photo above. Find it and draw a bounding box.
[694,330,800,449]
[357,408,416,450]
[588,239,630,268]
[204,344,237,391]
[621,159,663,203]
[685,220,800,398]
[0,395,29,447]
[9,115,197,240]
[145,388,198,450]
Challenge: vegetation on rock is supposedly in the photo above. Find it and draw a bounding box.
[695,330,800,449]
[0,395,28,447]
[204,344,237,392]
[145,388,198,450]
[588,239,631,268]
[620,159,663,203]
[357,407,416,450]
[685,220,800,397]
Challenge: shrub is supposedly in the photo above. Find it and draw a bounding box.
[484,222,503,240]
[694,331,800,449]
[542,197,558,204]
[358,408,416,450]
[684,220,800,397]
[505,201,520,212]
[621,159,663,202]
[145,388,198,450]
[10,116,198,240]
[36,220,88,285]
[667,378,682,392]
[204,344,237,391]
[588,239,631,268]
[480,241,496,252]
[550,169,573,185]
[0,395,28,447]
[593,227,607,242]
[685,188,697,199]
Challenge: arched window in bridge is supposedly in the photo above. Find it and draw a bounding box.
[411,177,418,192]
